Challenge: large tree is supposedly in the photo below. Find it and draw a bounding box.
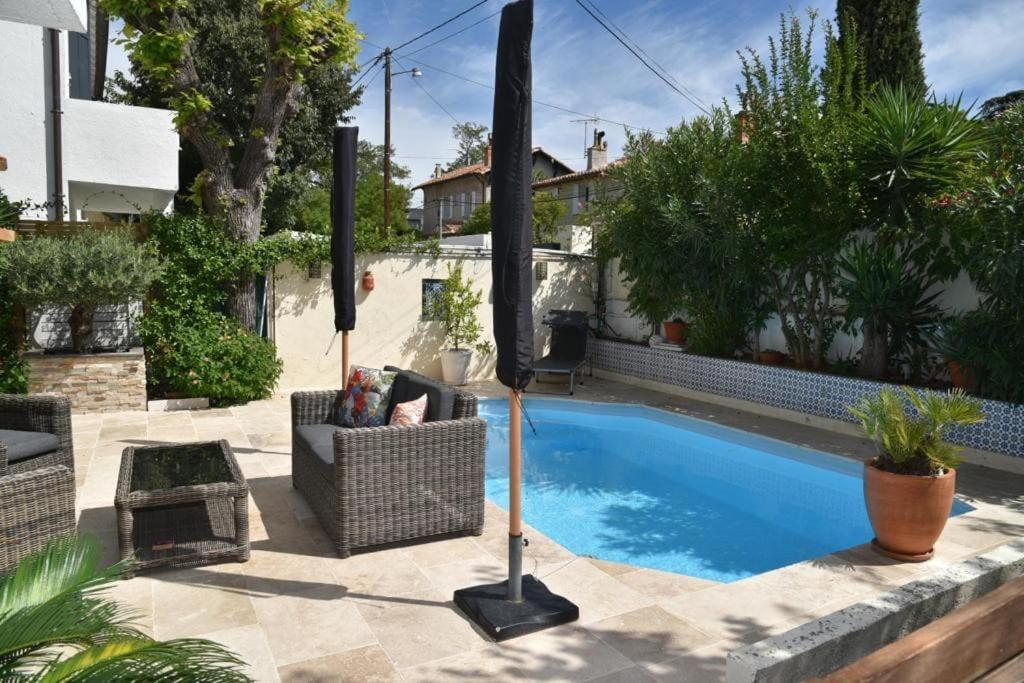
[103,0,360,330]
[448,122,489,170]
[836,0,925,93]
[354,141,413,244]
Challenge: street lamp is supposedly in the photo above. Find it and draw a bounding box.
[383,48,423,235]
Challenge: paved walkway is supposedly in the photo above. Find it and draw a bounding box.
[71,377,1024,682]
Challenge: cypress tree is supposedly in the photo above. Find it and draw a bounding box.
[837,0,926,93]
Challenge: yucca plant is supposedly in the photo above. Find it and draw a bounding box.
[848,386,985,475]
[0,535,250,682]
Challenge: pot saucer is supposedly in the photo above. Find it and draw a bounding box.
[871,538,933,562]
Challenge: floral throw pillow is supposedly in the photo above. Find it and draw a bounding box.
[336,366,397,428]
[389,394,428,426]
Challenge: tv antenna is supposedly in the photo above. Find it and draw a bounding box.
[571,117,599,158]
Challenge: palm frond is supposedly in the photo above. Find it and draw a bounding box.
[38,637,250,683]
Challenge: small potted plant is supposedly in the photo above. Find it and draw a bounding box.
[848,387,985,562]
[662,318,688,345]
[430,260,493,385]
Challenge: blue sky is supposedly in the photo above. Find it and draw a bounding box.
[109,0,1023,205]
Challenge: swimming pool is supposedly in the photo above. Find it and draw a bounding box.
[479,398,972,583]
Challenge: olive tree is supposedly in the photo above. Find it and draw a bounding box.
[0,231,161,354]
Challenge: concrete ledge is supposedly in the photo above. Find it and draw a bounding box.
[148,397,210,412]
[726,538,1024,682]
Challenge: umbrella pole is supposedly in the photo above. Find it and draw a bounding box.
[342,331,349,382]
[508,388,523,602]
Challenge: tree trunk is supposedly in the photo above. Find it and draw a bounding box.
[859,320,889,379]
[69,305,94,354]
[223,196,263,332]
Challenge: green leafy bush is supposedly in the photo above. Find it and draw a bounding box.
[143,307,282,405]
[0,230,161,353]
[604,110,762,355]
[142,213,283,405]
[849,387,985,475]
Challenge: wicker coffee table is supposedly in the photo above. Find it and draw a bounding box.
[115,440,249,574]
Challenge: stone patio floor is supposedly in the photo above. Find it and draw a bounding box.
[72,376,1024,682]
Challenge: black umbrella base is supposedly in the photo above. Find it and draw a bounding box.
[454,574,579,641]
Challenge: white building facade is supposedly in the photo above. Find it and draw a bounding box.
[0,0,178,221]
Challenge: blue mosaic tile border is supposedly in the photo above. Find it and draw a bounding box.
[591,338,1024,459]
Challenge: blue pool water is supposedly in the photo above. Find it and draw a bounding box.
[479,398,972,583]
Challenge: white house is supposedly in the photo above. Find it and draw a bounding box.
[0,0,179,221]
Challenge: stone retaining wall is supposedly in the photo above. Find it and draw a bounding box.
[27,350,147,413]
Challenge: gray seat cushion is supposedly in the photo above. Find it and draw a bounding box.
[384,369,455,424]
[294,424,339,480]
[0,429,60,464]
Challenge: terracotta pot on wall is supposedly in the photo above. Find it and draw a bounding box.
[662,321,687,345]
[947,360,974,390]
[863,459,956,562]
[361,271,375,292]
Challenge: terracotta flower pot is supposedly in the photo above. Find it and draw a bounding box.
[758,350,784,365]
[863,459,956,562]
[947,360,974,390]
[361,271,375,292]
[663,321,687,345]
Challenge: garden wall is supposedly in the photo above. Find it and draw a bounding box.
[590,338,1024,460]
[27,349,147,413]
[270,248,595,390]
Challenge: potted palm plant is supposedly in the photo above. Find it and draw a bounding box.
[849,387,985,562]
[430,261,493,385]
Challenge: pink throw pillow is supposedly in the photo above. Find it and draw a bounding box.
[389,394,428,426]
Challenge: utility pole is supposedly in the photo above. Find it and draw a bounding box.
[383,48,393,238]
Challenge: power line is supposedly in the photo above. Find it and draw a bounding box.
[579,0,708,109]
[352,58,383,88]
[393,55,461,125]
[573,0,710,115]
[396,55,667,136]
[392,0,492,54]
[400,6,503,58]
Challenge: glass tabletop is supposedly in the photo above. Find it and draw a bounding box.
[130,442,234,491]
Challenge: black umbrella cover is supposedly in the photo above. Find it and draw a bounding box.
[490,0,534,391]
[331,126,358,332]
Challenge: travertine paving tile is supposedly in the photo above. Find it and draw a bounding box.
[200,624,280,683]
[278,645,399,682]
[589,606,717,667]
[354,588,486,669]
[152,568,257,640]
[251,584,375,668]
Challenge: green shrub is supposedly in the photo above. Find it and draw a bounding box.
[0,230,161,353]
[143,307,282,405]
[428,261,492,354]
[142,212,284,405]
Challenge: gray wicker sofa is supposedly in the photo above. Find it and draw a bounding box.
[0,394,76,571]
[291,368,486,558]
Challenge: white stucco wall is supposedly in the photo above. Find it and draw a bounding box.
[0,21,52,218]
[0,0,85,32]
[0,19,178,219]
[63,99,178,194]
[271,250,596,391]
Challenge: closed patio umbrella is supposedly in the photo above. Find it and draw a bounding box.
[453,0,578,641]
[332,126,358,379]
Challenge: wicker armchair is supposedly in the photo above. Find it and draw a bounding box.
[0,457,77,572]
[291,372,486,558]
[0,394,74,476]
